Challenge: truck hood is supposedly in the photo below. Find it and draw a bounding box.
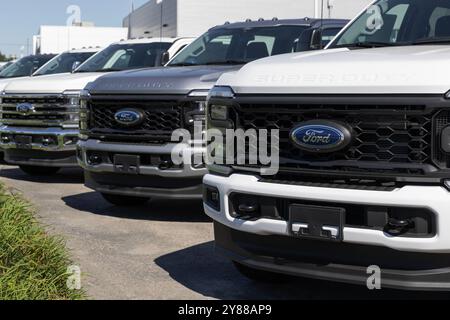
[3,72,104,94]
[219,46,450,95]
[87,65,242,95]
[0,77,24,92]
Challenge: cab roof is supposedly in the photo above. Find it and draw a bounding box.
[210,18,348,30]
[113,37,193,45]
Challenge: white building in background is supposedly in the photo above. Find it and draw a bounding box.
[123,0,372,39]
[33,24,128,55]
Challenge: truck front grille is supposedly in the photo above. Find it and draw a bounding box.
[87,100,186,143]
[231,99,449,176]
[0,95,78,127]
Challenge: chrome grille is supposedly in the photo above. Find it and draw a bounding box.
[0,95,79,127]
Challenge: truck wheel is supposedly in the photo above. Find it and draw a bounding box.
[233,261,290,283]
[19,165,60,176]
[101,193,150,207]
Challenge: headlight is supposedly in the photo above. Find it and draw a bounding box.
[78,90,90,131]
[208,86,235,99]
[63,90,82,107]
[185,90,208,126]
[210,105,228,121]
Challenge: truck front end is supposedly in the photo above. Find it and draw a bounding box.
[204,0,450,290]
[0,90,81,174]
[78,87,208,204]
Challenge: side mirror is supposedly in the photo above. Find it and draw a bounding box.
[160,52,171,66]
[310,29,323,50]
[30,65,40,76]
[72,61,82,73]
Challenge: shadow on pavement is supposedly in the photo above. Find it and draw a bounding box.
[0,166,84,184]
[155,241,450,300]
[62,191,211,223]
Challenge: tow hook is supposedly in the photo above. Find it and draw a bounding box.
[238,204,259,214]
[385,218,415,236]
[158,160,172,170]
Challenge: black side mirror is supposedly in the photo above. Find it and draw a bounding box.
[71,61,82,73]
[30,65,39,76]
[310,29,323,50]
[160,51,171,66]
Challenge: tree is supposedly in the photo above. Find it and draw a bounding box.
[0,51,13,62]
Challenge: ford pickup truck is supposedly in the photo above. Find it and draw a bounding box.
[204,0,450,291]
[77,18,347,206]
[0,37,193,175]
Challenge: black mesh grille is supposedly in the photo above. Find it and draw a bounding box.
[88,100,184,142]
[233,103,438,174]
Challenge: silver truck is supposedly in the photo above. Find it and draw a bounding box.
[78,18,347,206]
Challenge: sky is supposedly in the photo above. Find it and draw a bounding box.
[0,0,148,57]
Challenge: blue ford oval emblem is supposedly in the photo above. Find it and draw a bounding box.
[291,121,352,153]
[16,103,34,114]
[114,109,144,127]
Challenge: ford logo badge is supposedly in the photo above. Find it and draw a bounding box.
[16,103,35,114]
[290,120,352,153]
[114,109,144,127]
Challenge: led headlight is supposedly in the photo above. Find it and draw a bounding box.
[207,86,234,121]
[63,90,82,106]
[208,86,235,99]
[210,105,228,121]
[186,90,208,126]
[78,89,90,132]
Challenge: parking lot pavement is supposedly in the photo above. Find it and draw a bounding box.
[0,164,449,300]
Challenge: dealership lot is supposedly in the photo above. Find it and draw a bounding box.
[0,164,447,300]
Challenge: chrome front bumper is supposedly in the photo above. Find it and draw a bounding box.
[0,125,79,152]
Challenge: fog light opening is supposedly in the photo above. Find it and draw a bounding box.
[204,185,220,211]
[88,153,103,166]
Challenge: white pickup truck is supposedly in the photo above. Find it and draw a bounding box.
[204,0,450,290]
[0,37,193,175]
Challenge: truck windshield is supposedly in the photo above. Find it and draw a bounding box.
[330,0,450,48]
[168,25,309,67]
[33,51,96,76]
[0,55,55,79]
[75,43,172,73]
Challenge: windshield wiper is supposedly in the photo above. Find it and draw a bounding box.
[205,60,248,65]
[94,68,123,72]
[335,41,399,49]
[411,37,450,45]
[168,62,199,67]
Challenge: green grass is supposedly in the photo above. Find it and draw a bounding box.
[0,185,85,300]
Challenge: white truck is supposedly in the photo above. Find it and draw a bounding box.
[204,0,450,290]
[0,38,193,175]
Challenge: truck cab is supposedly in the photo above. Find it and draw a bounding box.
[0,54,56,80]
[0,48,99,89]
[0,38,193,175]
[77,18,347,206]
[204,0,450,291]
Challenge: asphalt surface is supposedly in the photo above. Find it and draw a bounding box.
[0,164,449,300]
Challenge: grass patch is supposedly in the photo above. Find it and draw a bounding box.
[0,185,85,300]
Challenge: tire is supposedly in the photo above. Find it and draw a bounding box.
[101,193,150,207]
[19,165,60,176]
[233,261,290,283]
